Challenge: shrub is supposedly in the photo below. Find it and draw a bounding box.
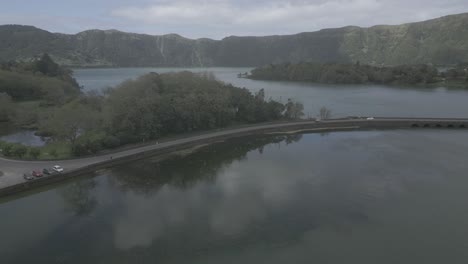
[49,149,58,158]
[29,147,41,159]
[73,132,106,156]
[1,142,14,156]
[12,144,28,158]
[103,136,121,149]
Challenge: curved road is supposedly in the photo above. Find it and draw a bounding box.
[1,118,467,190]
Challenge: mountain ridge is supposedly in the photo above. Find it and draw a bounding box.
[1,12,468,67]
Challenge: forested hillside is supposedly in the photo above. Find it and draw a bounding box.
[1,13,468,67]
[248,62,468,87]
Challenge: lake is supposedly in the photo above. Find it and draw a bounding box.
[74,67,468,118]
[3,67,468,143]
[1,130,468,263]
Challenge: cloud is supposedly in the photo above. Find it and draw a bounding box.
[112,155,303,250]
[2,0,468,38]
[0,13,125,34]
[110,0,468,39]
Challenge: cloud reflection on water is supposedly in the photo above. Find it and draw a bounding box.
[106,130,468,252]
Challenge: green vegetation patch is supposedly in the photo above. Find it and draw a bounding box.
[0,70,79,101]
[1,68,304,160]
[249,62,468,87]
[0,54,81,125]
[0,139,72,160]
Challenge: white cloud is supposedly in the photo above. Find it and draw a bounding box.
[2,0,467,38]
[110,0,468,39]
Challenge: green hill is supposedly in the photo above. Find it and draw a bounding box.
[1,13,468,67]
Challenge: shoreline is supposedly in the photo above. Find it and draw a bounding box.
[245,76,468,89]
[1,117,467,198]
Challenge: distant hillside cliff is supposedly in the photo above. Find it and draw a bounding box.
[1,13,468,67]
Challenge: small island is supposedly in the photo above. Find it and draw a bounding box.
[247,62,468,87]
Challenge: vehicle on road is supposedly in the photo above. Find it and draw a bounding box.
[53,165,64,173]
[366,117,375,120]
[43,168,53,175]
[32,170,43,177]
[23,173,34,181]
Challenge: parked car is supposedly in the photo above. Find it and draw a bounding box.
[366,117,375,120]
[53,165,64,173]
[43,168,53,175]
[32,170,43,177]
[23,173,34,181]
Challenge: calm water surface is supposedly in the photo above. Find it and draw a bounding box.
[0,130,46,146]
[1,130,468,264]
[4,67,467,141]
[74,67,468,118]
[0,123,46,146]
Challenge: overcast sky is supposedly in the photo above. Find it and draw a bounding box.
[1,0,468,39]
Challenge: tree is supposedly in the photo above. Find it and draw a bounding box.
[255,88,265,102]
[319,107,332,119]
[41,83,66,106]
[1,142,13,156]
[35,53,59,77]
[0,93,14,122]
[29,147,41,159]
[292,101,304,119]
[73,131,106,156]
[49,149,58,158]
[104,72,286,145]
[12,144,28,158]
[42,101,100,150]
[60,179,97,216]
[104,73,163,142]
[284,99,304,120]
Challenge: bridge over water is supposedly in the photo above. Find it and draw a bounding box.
[1,117,467,197]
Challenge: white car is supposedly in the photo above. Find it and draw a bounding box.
[52,165,64,173]
[366,117,375,120]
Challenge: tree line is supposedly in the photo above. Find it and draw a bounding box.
[64,72,304,156]
[1,68,305,159]
[248,62,468,87]
[0,53,80,103]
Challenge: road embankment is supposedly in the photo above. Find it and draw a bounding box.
[1,118,467,198]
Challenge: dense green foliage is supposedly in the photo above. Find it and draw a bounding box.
[0,55,303,159]
[0,93,14,122]
[0,141,33,159]
[31,72,301,157]
[0,54,80,102]
[249,62,468,87]
[112,134,302,194]
[101,72,290,147]
[1,13,468,66]
[441,65,468,85]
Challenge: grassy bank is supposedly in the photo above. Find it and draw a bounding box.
[0,140,71,160]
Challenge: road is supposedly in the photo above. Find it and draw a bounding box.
[1,118,467,190]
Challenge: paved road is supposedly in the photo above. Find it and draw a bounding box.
[0,120,316,187]
[1,118,467,188]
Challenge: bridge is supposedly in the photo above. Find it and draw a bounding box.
[1,117,467,197]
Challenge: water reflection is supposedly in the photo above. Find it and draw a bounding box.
[110,134,304,250]
[2,130,468,264]
[105,131,378,252]
[110,135,302,194]
[106,130,467,254]
[59,178,98,216]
